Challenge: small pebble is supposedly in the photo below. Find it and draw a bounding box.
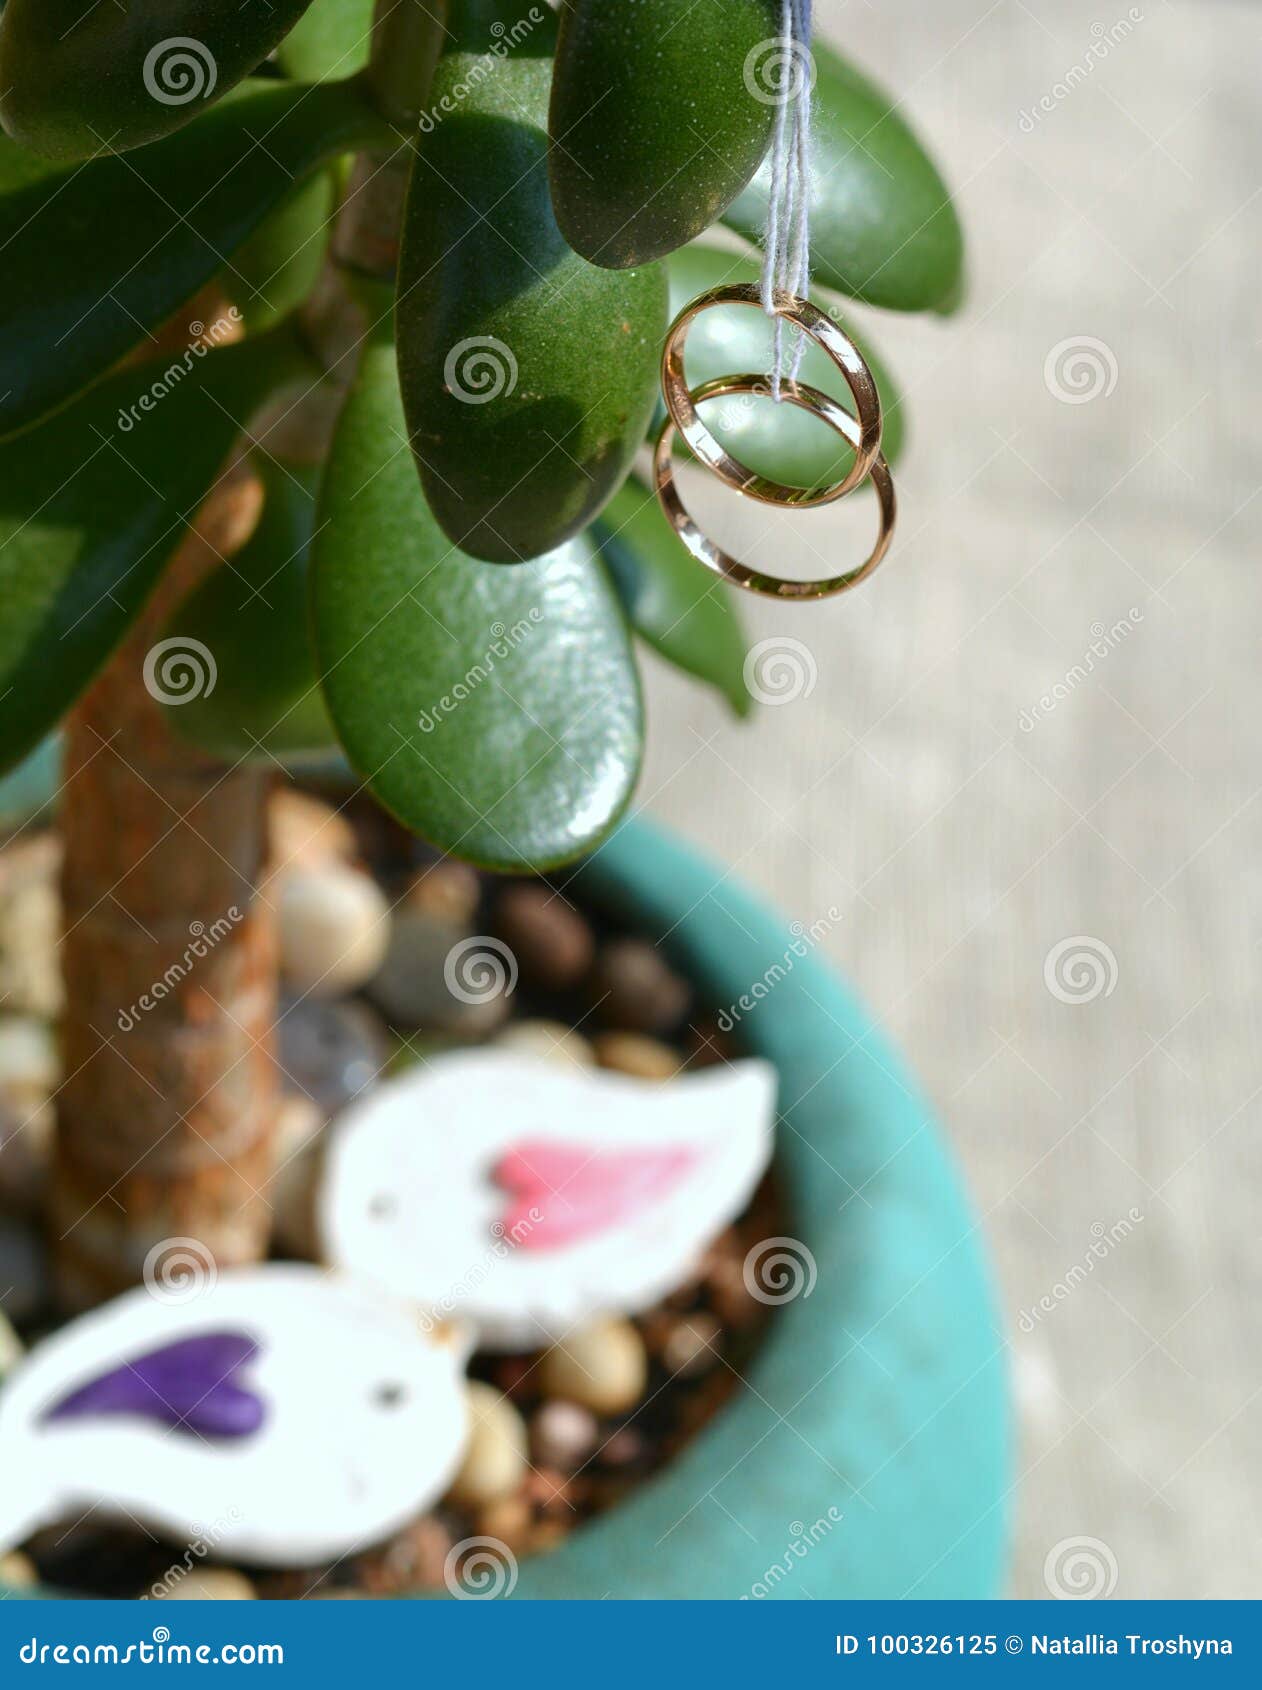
[475,1495,533,1550]
[0,1551,37,1589]
[661,1313,722,1379]
[494,883,595,992]
[0,1213,47,1323]
[277,997,388,1119]
[277,866,391,999]
[447,1382,529,1509]
[531,1399,598,1471]
[266,1093,326,1260]
[524,1467,576,1516]
[376,1515,453,1590]
[370,912,511,1036]
[590,938,690,1035]
[267,788,357,876]
[600,1426,646,1468]
[592,1031,681,1081]
[498,1019,594,1070]
[403,861,482,928]
[539,1318,648,1417]
[153,1567,257,1600]
[0,1016,57,1214]
[0,1305,23,1377]
[0,835,63,1019]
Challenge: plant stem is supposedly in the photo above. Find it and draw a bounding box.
[366,0,449,130]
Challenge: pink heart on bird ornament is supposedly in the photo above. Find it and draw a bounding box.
[492,1139,699,1251]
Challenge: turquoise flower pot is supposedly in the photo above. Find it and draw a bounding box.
[1,752,1009,1599]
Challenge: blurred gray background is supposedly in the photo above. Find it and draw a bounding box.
[635,0,1260,1598]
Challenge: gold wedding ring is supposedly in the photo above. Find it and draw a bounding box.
[660,283,884,509]
[653,374,896,603]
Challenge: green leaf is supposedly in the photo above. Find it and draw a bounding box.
[549,0,777,269]
[0,79,387,439]
[661,243,905,493]
[397,0,667,564]
[277,0,375,82]
[226,169,337,334]
[163,458,337,762]
[723,39,964,312]
[0,0,316,159]
[0,328,309,777]
[314,331,644,872]
[594,478,751,719]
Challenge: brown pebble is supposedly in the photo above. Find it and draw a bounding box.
[591,938,691,1034]
[662,1313,722,1378]
[531,1399,599,1470]
[592,1031,681,1081]
[684,1018,734,1069]
[495,883,595,992]
[382,1516,453,1590]
[599,1426,646,1468]
[539,1318,648,1416]
[524,1467,577,1516]
[403,860,482,927]
[475,1495,533,1550]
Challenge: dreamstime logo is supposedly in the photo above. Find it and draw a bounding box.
[743,1237,818,1305]
[744,38,817,105]
[143,38,218,107]
[142,1510,244,1599]
[418,1207,543,1333]
[444,336,519,404]
[143,1237,217,1306]
[117,908,244,1032]
[143,638,217,706]
[418,6,546,132]
[716,906,843,1032]
[444,1535,519,1599]
[116,307,242,432]
[1017,609,1143,732]
[1044,336,1119,404]
[743,637,818,706]
[1044,936,1118,1004]
[1044,1535,1119,1599]
[742,1509,843,1599]
[1018,12,1145,132]
[1018,1210,1144,1331]
[444,936,519,1006]
[417,610,542,732]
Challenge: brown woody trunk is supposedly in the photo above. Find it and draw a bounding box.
[50,463,281,1311]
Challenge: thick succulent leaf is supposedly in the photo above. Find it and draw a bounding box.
[227,170,337,334]
[397,0,667,564]
[723,39,964,312]
[164,459,336,761]
[0,79,387,439]
[594,479,751,719]
[549,0,777,269]
[276,0,375,82]
[0,0,316,159]
[0,329,308,777]
[314,334,643,872]
[662,244,905,493]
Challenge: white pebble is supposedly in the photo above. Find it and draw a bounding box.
[539,1319,648,1416]
[446,1382,528,1509]
[278,867,391,999]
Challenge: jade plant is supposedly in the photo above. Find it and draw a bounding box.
[0,0,962,1307]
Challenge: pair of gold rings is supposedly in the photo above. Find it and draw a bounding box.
[653,284,896,602]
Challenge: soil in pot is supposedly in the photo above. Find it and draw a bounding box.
[0,782,789,1600]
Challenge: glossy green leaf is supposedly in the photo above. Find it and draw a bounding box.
[314,332,644,872]
[549,0,777,269]
[164,458,336,762]
[0,0,316,159]
[276,0,374,82]
[227,170,337,333]
[723,38,964,312]
[661,243,905,494]
[593,479,751,719]
[0,79,387,439]
[397,0,667,564]
[0,328,309,777]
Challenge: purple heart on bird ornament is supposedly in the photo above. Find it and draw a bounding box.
[319,1049,777,1350]
[0,1265,471,1566]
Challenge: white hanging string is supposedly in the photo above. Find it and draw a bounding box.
[760,0,814,400]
